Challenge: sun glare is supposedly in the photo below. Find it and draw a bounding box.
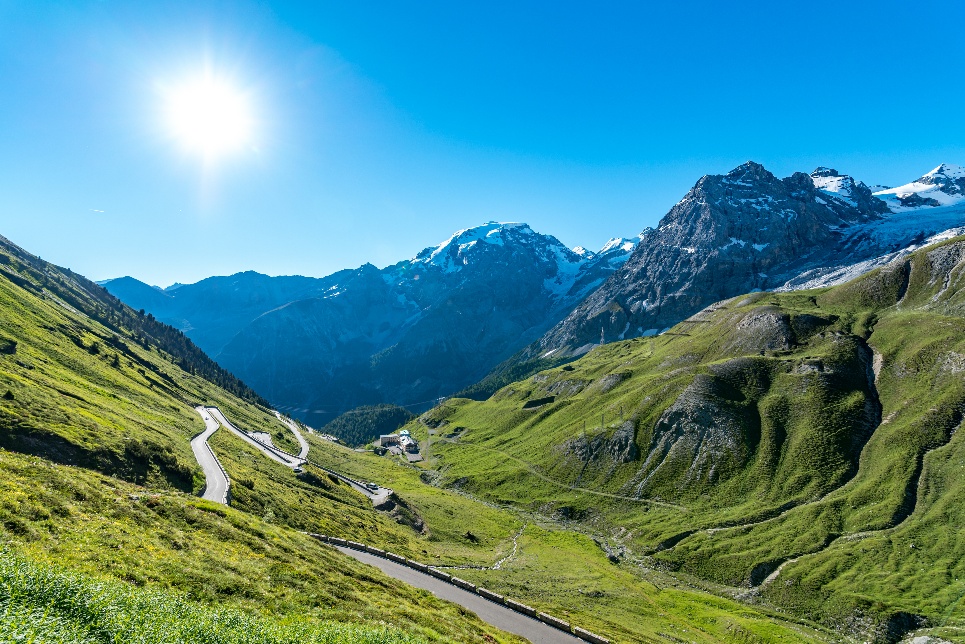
[164,75,253,158]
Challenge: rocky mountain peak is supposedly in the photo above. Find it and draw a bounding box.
[873,163,965,211]
[410,221,581,274]
[810,167,841,178]
[924,163,965,181]
[726,160,772,181]
[528,161,899,361]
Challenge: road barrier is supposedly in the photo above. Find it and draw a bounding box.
[307,533,609,643]
[428,568,452,582]
[574,626,612,644]
[539,611,571,631]
[477,587,504,603]
[504,599,538,618]
[450,576,476,592]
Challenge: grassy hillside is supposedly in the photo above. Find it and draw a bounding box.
[303,431,835,643]
[0,231,826,643]
[9,227,965,642]
[0,235,524,643]
[401,236,965,642]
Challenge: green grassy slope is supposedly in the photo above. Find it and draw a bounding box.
[304,431,836,643]
[405,236,965,642]
[0,235,523,643]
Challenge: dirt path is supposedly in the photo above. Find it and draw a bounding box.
[438,438,686,510]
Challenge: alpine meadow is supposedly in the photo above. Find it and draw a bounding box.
[2,3,965,643]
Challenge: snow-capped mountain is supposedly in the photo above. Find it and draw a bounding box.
[516,161,965,369]
[873,164,965,211]
[105,161,965,412]
[104,222,636,420]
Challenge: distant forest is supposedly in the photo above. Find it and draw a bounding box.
[321,404,415,447]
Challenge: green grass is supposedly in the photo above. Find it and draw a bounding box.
[0,240,524,643]
[0,547,427,644]
[396,237,965,640]
[6,230,965,641]
[0,449,523,643]
[302,430,836,643]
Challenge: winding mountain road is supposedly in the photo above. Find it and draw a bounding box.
[334,546,586,644]
[274,410,310,459]
[188,408,591,640]
[206,406,304,468]
[191,406,230,504]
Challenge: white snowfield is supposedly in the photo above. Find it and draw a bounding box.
[872,163,965,212]
[783,163,965,291]
[408,221,639,287]
[811,168,860,206]
[779,222,965,292]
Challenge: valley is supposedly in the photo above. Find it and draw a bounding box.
[2,163,965,644]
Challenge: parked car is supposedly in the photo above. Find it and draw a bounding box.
[293,467,303,474]
[365,482,379,490]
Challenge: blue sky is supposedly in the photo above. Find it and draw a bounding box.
[0,0,963,286]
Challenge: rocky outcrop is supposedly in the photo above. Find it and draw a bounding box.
[559,421,639,466]
[530,162,895,359]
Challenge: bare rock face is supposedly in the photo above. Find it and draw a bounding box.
[630,366,762,495]
[727,309,793,354]
[531,162,893,359]
[560,421,639,466]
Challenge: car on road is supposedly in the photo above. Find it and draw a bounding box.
[365,482,379,490]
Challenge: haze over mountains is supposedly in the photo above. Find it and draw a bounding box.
[104,162,965,424]
[104,223,637,421]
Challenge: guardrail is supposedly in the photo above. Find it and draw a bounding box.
[204,406,388,501]
[205,406,305,465]
[307,533,610,644]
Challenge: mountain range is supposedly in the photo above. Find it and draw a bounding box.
[104,163,965,427]
[104,223,637,422]
[5,162,965,642]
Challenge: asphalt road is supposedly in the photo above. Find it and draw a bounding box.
[273,411,310,459]
[335,546,586,644]
[190,406,229,504]
[206,407,304,468]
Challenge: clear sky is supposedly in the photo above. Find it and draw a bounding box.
[1,0,963,286]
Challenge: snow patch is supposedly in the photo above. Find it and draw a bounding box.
[873,163,965,213]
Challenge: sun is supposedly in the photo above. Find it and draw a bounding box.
[163,75,253,158]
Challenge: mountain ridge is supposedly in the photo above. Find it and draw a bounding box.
[520,161,965,362]
[104,222,638,422]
